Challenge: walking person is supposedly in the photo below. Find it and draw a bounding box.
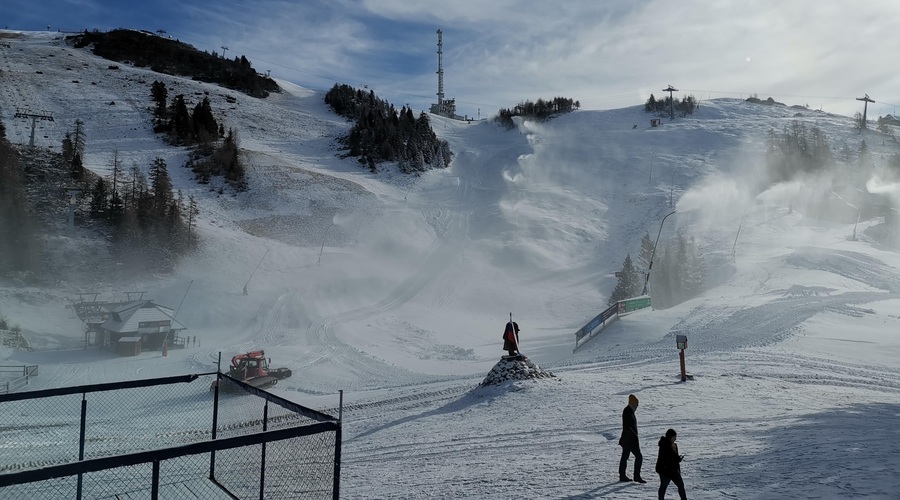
[618,394,646,483]
[656,428,687,499]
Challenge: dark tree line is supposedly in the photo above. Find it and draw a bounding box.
[70,29,279,98]
[647,230,706,309]
[151,81,221,145]
[608,232,655,305]
[324,84,452,173]
[495,97,580,128]
[186,129,245,189]
[81,155,198,271]
[609,231,706,308]
[645,94,697,117]
[765,121,834,183]
[0,121,42,275]
[150,80,246,190]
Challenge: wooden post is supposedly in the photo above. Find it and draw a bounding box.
[676,334,688,382]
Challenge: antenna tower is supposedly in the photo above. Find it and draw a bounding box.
[436,29,444,111]
[14,108,54,147]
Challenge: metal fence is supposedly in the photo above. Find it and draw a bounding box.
[0,371,341,499]
[573,296,652,351]
[0,365,38,394]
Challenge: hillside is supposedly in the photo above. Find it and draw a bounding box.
[0,30,899,499]
[71,29,280,98]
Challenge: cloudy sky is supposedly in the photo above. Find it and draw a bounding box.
[3,0,899,120]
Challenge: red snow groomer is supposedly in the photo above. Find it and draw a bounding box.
[211,350,292,392]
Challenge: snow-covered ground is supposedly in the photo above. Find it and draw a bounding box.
[0,30,899,499]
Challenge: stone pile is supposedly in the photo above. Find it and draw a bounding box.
[480,356,556,387]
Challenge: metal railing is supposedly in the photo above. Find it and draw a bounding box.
[573,296,652,352]
[0,365,38,394]
[0,371,341,499]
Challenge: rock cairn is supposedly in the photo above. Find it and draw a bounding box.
[480,356,556,387]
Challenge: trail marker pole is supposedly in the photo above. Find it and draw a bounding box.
[676,335,688,382]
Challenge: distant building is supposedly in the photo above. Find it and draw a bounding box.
[429,98,456,118]
[97,300,187,352]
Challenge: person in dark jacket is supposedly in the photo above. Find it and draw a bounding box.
[655,428,687,499]
[618,394,645,483]
[502,321,520,357]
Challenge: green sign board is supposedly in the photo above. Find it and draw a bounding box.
[620,296,651,313]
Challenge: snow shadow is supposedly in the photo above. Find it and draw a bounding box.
[711,402,900,499]
[347,386,507,442]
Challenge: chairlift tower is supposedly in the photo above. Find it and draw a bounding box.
[663,85,678,120]
[14,108,54,147]
[856,94,874,130]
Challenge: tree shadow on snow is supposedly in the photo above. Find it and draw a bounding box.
[709,402,900,499]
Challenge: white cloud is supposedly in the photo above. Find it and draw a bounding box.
[124,0,900,118]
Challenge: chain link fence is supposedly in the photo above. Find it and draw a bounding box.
[0,371,341,499]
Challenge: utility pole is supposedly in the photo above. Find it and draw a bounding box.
[221,45,229,58]
[14,108,54,147]
[856,94,874,130]
[663,85,678,120]
[642,210,677,296]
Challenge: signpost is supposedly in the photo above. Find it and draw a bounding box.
[676,335,688,382]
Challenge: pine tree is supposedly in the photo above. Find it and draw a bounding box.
[608,254,639,305]
[192,97,217,143]
[638,231,655,277]
[73,119,86,161]
[0,137,41,272]
[62,133,74,165]
[170,94,192,143]
[684,236,705,297]
[645,94,657,113]
[89,178,108,219]
[186,194,198,238]
[149,157,174,219]
[150,80,168,117]
[108,151,125,223]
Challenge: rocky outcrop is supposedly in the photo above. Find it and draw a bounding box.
[480,356,556,387]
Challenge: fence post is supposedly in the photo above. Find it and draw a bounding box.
[151,460,160,499]
[210,352,221,480]
[76,393,87,500]
[259,401,268,500]
[333,390,342,500]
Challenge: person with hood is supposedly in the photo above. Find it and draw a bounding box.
[618,394,645,483]
[655,428,687,499]
[502,321,520,357]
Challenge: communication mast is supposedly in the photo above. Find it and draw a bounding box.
[429,29,456,118]
[436,29,444,111]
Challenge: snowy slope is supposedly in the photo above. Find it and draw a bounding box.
[0,30,898,499]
